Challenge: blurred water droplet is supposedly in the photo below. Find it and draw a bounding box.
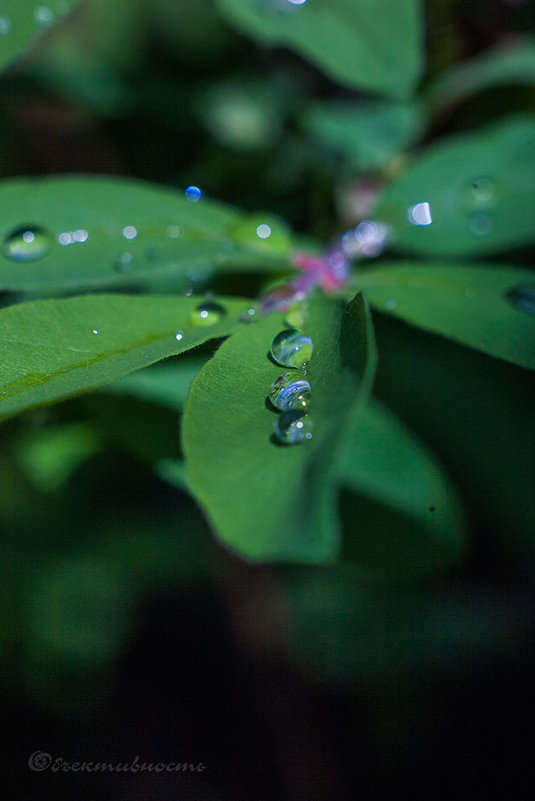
[269,373,311,411]
[34,6,55,26]
[271,329,313,369]
[0,17,12,35]
[505,284,535,316]
[167,225,181,239]
[122,225,138,240]
[190,301,226,327]
[469,211,493,237]
[240,306,258,323]
[184,287,194,297]
[58,229,88,245]
[471,177,495,204]
[3,226,51,262]
[256,223,272,239]
[408,202,432,226]
[175,330,184,341]
[273,410,313,445]
[185,186,202,203]
[91,329,99,335]
[385,298,397,310]
[114,252,134,273]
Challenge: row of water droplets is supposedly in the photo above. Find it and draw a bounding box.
[269,327,314,445]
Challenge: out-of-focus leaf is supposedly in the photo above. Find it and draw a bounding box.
[0,293,250,420]
[338,399,466,577]
[428,36,535,110]
[183,294,376,563]
[0,177,293,294]
[354,263,535,370]
[0,0,79,72]
[216,0,423,99]
[304,100,425,171]
[375,116,535,256]
[100,359,204,412]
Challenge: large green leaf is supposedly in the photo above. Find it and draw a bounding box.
[0,293,250,419]
[304,99,425,171]
[0,177,293,293]
[183,293,376,563]
[375,116,535,256]
[0,1,79,72]
[216,0,423,99]
[354,263,535,370]
[428,37,535,111]
[338,399,466,577]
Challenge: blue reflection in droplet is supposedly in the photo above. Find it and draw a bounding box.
[185,186,202,203]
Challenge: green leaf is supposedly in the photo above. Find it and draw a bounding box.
[304,100,425,171]
[216,0,423,99]
[354,262,535,370]
[0,293,250,420]
[0,177,293,294]
[99,359,204,412]
[375,115,535,256]
[183,293,376,563]
[0,1,79,72]
[338,399,466,577]
[428,36,535,111]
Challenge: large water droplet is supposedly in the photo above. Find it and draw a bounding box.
[271,329,313,369]
[505,284,535,316]
[3,226,51,262]
[469,211,493,237]
[269,373,311,411]
[190,301,226,327]
[273,410,313,445]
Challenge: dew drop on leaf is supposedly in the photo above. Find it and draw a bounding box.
[240,306,258,323]
[273,410,313,445]
[505,284,535,316]
[189,301,226,327]
[471,177,495,204]
[271,329,313,368]
[3,226,51,262]
[468,211,493,237]
[185,186,202,203]
[269,373,311,411]
[0,16,12,34]
[175,330,184,341]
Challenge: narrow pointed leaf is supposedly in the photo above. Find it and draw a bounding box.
[216,0,423,99]
[0,177,293,293]
[183,293,376,563]
[0,293,249,419]
[355,263,535,370]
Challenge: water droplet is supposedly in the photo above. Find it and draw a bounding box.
[256,223,272,239]
[58,229,88,245]
[408,202,432,226]
[175,330,184,341]
[505,284,535,316]
[91,329,99,335]
[269,373,311,411]
[114,251,134,273]
[190,301,226,327]
[0,17,12,35]
[167,225,181,238]
[271,329,313,369]
[34,6,55,27]
[240,306,258,323]
[469,211,493,237]
[471,177,495,204]
[122,225,138,240]
[385,298,397,310]
[287,0,308,4]
[273,410,313,445]
[3,226,51,262]
[185,186,202,203]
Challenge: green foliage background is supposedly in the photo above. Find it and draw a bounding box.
[1,0,534,797]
